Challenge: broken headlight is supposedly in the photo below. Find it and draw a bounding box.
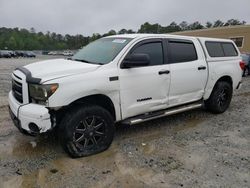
[29,83,58,104]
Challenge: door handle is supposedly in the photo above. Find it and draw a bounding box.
[158,70,170,75]
[198,66,206,70]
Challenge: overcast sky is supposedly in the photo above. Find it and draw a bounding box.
[0,0,249,36]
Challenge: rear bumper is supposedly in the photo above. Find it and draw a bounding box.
[8,91,52,134]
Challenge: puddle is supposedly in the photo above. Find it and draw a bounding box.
[0,129,60,160]
[0,110,201,187]
[0,133,57,157]
[1,144,119,188]
[0,112,59,158]
[1,141,171,188]
[12,138,51,157]
[2,168,50,188]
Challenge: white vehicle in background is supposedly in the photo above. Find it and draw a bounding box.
[9,34,242,158]
[48,51,58,55]
[62,51,74,56]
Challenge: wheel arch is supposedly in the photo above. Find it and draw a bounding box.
[204,75,233,100]
[215,76,233,86]
[71,94,117,121]
[54,94,117,125]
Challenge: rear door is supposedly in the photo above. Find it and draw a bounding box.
[166,38,208,106]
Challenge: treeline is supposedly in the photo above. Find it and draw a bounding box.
[0,19,246,50]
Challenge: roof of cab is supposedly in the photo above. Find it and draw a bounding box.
[105,33,177,39]
[197,36,233,43]
[105,33,234,42]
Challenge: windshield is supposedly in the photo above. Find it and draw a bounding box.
[72,38,132,65]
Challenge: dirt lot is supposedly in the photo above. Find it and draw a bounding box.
[0,56,249,188]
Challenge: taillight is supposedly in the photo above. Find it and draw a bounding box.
[240,61,245,70]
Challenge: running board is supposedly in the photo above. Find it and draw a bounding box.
[122,102,203,125]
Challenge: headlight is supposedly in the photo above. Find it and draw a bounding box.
[29,83,58,104]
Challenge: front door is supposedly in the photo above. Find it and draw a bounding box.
[119,39,171,119]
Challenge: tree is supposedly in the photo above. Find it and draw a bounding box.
[7,36,17,50]
[108,30,116,35]
[179,21,188,30]
[213,20,224,27]
[30,27,36,33]
[103,30,117,37]
[118,29,128,34]
[241,21,246,25]
[164,22,181,33]
[206,22,213,28]
[127,29,136,34]
[6,36,17,49]
[138,22,161,33]
[224,19,245,26]
[90,33,101,42]
[188,21,204,30]
[0,19,247,50]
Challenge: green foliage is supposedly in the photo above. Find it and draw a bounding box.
[206,22,213,28]
[213,20,225,27]
[0,19,246,50]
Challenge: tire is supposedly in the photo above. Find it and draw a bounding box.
[205,81,232,114]
[58,105,115,158]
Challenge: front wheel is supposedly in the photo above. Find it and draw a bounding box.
[205,81,233,114]
[58,105,115,158]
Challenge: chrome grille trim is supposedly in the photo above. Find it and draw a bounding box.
[12,74,23,103]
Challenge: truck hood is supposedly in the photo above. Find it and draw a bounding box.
[24,59,100,82]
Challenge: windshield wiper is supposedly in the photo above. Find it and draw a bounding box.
[71,58,104,65]
[72,58,90,63]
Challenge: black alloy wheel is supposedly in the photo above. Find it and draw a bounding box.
[73,116,106,150]
[205,81,232,114]
[217,88,230,109]
[59,105,115,158]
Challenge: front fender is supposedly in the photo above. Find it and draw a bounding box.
[46,69,121,120]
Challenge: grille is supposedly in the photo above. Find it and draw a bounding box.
[12,77,23,103]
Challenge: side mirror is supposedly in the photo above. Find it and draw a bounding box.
[121,53,150,68]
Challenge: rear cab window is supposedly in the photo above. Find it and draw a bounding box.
[205,41,238,57]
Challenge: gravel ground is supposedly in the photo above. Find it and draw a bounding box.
[0,56,249,188]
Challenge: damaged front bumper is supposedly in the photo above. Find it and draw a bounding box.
[8,91,53,134]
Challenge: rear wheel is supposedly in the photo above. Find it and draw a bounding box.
[205,81,232,114]
[58,105,115,158]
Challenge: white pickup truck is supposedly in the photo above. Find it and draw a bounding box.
[9,34,243,157]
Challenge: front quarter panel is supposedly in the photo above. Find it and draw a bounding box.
[46,66,121,121]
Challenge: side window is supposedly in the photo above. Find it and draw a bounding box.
[131,42,163,66]
[222,43,238,56]
[205,42,224,57]
[168,41,198,63]
[205,42,238,57]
